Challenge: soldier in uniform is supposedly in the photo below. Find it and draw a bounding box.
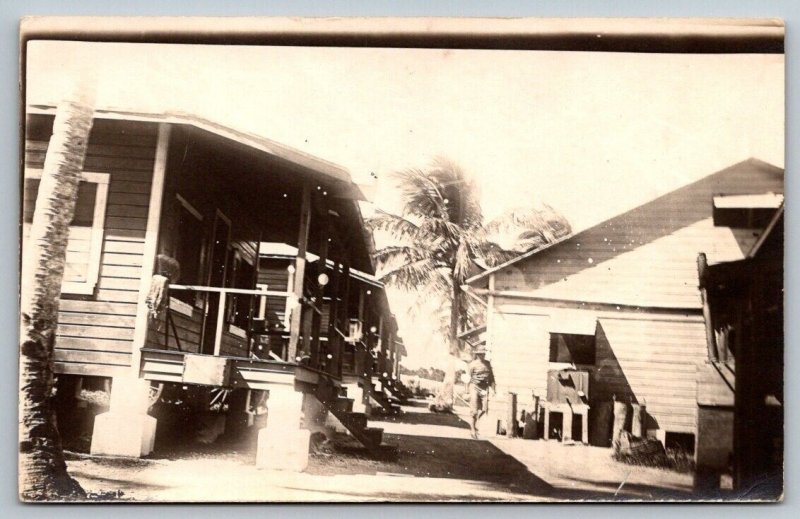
[467,344,496,439]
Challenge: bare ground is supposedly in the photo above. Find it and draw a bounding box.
[66,399,697,502]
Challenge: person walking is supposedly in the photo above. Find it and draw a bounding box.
[467,344,496,439]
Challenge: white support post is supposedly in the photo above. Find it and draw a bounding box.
[91,377,157,457]
[288,183,311,361]
[130,123,170,375]
[213,290,226,356]
[256,385,310,471]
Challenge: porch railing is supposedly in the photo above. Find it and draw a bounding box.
[161,284,357,379]
[167,284,290,358]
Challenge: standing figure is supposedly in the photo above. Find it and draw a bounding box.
[467,345,496,439]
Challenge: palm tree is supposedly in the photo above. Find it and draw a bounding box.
[19,94,94,500]
[368,158,571,409]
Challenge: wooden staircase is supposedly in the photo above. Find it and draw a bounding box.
[366,382,402,415]
[312,378,396,457]
[379,376,413,403]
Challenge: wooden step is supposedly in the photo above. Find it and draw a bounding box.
[378,443,399,459]
[363,427,384,447]
[331,397,354,413]
[343,412,367,430]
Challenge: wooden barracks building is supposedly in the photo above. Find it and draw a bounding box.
[463,159,783,491]
[23,105,408,470]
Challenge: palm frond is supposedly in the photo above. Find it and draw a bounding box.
[373,245,433,277]
[484,204,572,254]
[366,209,422,242]
[395,168,450,222]
[378,257,442,291]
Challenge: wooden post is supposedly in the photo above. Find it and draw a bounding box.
[507,392,518,438]
[246,238,261,357]
[338,261,350,377]
[377,316,385,376]
[301,305,313,359]
[393,339,401,377]
[543,405,551,440]
[213,289,226,356]
[631,402,643,438]
[326,260,341,376]
[612,398,628,449]
[386,322,395,379]
[583,411,589,444]
[284,265,295,331]
[287,183,311,362]
[697,253,718,361]
[486,273,496,358]
[563,404,573,442]
[130,123,171,375]
[310,214,330,368]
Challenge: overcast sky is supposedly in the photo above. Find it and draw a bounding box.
[27,40,784,367]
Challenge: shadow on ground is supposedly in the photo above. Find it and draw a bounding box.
[375,409,471,429]
[307,433,554,498]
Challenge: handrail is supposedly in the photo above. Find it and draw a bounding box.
[169,284,289,297]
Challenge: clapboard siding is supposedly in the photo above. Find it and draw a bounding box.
[145,307,203,353]
[486,296,707,435]
[25,114,159,375]
[257,263,291,323]
[257,263,290,290]
[487,312,551,412]
[591,318,706,434]
[494,159,784,309]
[219,332,248,357]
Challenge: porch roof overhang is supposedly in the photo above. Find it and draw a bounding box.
[260,242,383,287]
[27,104,367,201]
[705,203,784,291]
[394,339,407,357]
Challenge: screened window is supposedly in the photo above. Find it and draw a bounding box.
[549,332,596,365]
[173,195,205,305]
[22,169,109,295]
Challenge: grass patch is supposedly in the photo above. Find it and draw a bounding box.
[613,447,695,474]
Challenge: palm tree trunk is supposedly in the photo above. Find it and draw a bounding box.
[19,97,94,500]
[434,278,461,410]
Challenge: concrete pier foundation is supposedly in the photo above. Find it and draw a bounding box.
[90,377,157,457]
[256,386,310,471]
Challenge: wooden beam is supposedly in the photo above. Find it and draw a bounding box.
[469,286,702,315]
[287,182,311,361]
[130,123,170,375]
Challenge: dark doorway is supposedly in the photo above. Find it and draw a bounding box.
[548,412,563,440]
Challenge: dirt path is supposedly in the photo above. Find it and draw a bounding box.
[67,399,696,502]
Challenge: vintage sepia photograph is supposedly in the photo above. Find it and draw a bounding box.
[18,17,784,502]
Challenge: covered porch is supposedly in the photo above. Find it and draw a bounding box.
[90,114,394,467]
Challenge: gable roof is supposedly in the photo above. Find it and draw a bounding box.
[467,159,784,309]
